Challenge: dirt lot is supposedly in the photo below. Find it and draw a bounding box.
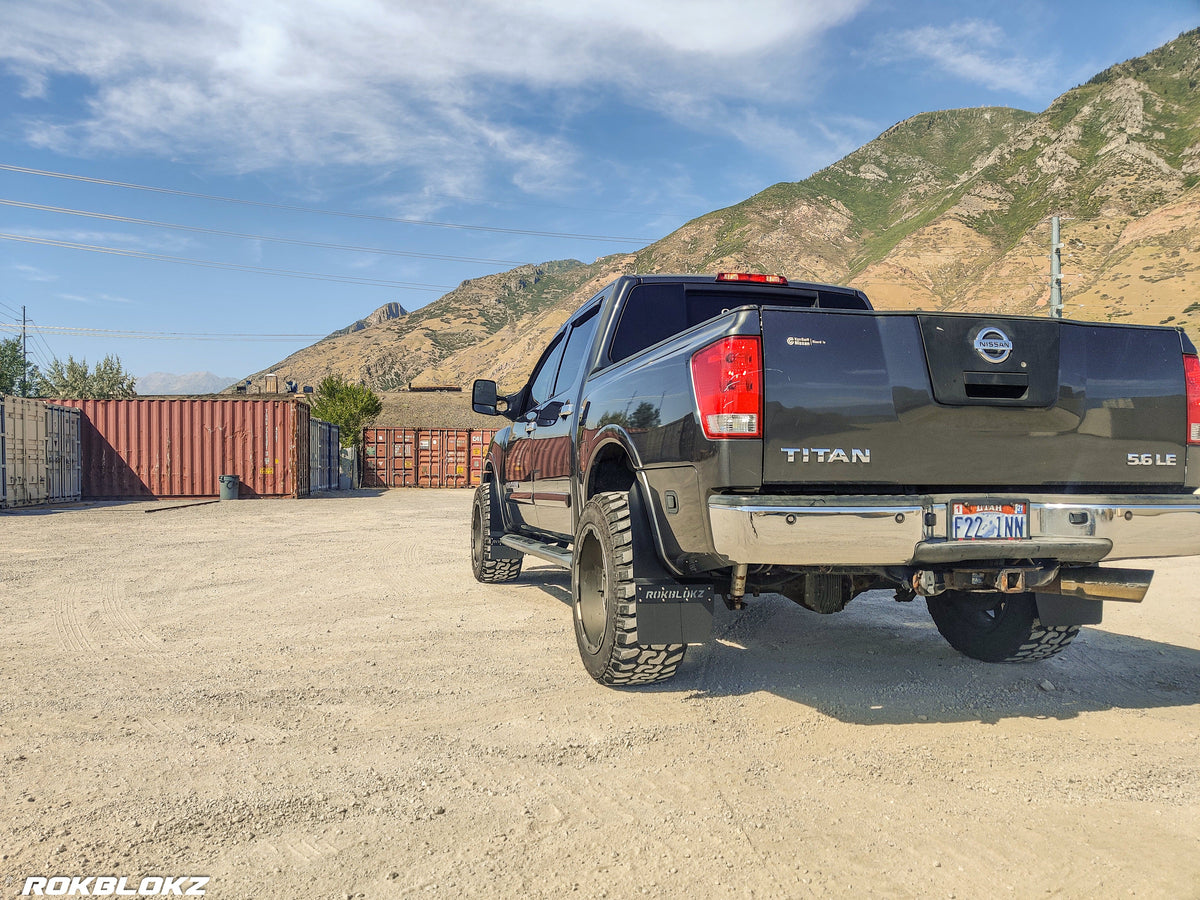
[2,489,1198,899]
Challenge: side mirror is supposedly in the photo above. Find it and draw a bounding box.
[472,379,499,415]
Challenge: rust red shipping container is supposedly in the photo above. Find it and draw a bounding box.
[55,398,312,499]
[363,427,497,488]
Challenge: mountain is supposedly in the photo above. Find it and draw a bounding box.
[326,301,409,339]
[245,28,1200,406]
[241,259,594,391]
[137,371,239,395]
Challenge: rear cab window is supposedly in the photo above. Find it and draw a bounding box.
[607,280,869,364]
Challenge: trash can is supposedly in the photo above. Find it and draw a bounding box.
[218,474,240,500]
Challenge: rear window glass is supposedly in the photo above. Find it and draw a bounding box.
[608,283,867,363]
[609,284,686,363]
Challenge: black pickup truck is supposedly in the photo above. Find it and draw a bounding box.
[470,273,1200,685]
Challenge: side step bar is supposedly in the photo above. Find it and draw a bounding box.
[499,534,573,568]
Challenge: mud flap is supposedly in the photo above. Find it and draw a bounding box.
[1035,592,1104,626]
[628,484,714,644]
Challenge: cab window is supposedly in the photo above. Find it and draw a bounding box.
[552,306,601,397]
[526,334,566,410]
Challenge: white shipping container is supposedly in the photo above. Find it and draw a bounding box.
[45,403,82,504]
[1,397,82,508]
[2,396,49,507]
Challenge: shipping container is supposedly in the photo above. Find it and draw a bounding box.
[54,398,312,499]
[2,396,47,506]
[363,427,416,488]
[0,397,82,508]
[362,427,497,489]
[46,403,82,503]
[417,428,471,488]
[469,429,498,487]
[309,418,340,492]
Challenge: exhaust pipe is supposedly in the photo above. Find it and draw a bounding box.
[910,565,1152,603]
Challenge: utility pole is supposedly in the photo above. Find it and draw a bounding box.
[1049,217,1063,319]
[20,304,28,396]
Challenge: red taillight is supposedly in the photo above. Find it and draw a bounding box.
[715,272,788,286]
[691,336,762,439]
[1185,354,1200,445]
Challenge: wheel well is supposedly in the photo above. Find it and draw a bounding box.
[586,444,635,501]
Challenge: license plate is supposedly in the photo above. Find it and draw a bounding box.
[950,501,1029,540]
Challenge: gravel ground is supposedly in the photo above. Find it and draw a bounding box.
[1,489,1199,899]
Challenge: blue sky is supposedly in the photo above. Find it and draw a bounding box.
[1,0,1197,383]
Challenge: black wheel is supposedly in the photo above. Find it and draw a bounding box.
[471,481,522,583]
[571,491,686,685]
[925,591,1080,662]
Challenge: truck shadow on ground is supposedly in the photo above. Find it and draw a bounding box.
[520,567,1200,726]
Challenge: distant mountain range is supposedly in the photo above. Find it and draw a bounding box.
[137,371,239,395]
[243,28,1200,406]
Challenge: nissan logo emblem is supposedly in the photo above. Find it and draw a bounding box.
[973,327,1013,364]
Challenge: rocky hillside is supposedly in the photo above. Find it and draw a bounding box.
[242,259,593,391]
[327,301,409,339]
[248,28,1200,402]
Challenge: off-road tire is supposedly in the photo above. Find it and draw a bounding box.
[572,492,686,685]
[471,481,522,583]
[926,591,1080,662]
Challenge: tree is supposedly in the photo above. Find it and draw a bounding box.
[0,335,40,396]
[309,374,383,448]
[37,354,137,399]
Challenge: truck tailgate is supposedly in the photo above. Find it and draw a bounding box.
[760,308,1189,489]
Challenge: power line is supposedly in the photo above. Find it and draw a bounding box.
[0,322,324,343]
[413,188,689,220]
[0,163,653,243]
[24,321,57,367]
[22,317,54,363]
[0,232,454,291]
[0,198,529,266]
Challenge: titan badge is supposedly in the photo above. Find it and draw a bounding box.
[780,447,871,464]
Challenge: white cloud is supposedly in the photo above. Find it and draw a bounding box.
[877,20,1054,98]
[4,227,191,253]
[57,292,134,305]
[0,0,869,187]
[10,262,57,282]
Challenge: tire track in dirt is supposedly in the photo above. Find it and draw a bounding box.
[261,831,342,866]
[53,583,97,654]
[101,577,161,653]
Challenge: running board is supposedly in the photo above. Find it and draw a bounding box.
[499,534,573,568]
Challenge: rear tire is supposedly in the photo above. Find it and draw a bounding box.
[572,492,686,685]
[926,591,1080,662]
[471,481,522,583]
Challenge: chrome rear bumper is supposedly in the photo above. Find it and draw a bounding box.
[707,494,1200,566]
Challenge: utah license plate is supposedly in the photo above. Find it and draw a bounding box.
[950,501,1029,540]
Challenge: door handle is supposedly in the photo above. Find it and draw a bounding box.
[524,421,537,433]
[560,402,573,418]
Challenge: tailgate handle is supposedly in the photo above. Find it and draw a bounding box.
[963,371,1029,401]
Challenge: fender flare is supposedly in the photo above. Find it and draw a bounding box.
[582,427,686,579]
